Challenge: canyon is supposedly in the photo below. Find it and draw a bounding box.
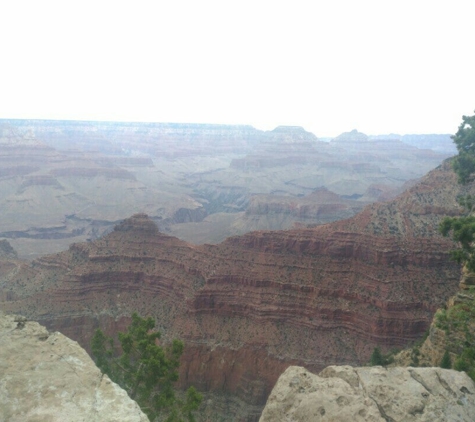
[0,156,470,420]
[0,120,453,258]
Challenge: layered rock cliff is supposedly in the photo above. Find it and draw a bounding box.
[0,312,148,422]
[393,273,475,371]
[229,188,366,232]
[0,159,470,420]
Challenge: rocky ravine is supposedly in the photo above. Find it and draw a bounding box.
[0,160,471,420]
[0,312,148,422]
[259,365,475,421]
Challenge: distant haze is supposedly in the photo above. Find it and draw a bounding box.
[1,0,474,137]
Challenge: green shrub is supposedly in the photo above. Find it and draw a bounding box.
[440,350,452,369]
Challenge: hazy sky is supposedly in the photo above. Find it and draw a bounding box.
[1,0,474,137]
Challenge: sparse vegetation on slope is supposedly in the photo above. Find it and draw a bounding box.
[386,110,475,381]
[435,288,475,380]
[437,110,475,380]
[440,111,475,270]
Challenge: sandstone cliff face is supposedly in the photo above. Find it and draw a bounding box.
[0,312,148,422]
[259,365,475,422]
[0,161,470,420]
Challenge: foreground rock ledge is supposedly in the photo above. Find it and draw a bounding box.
[260,365,475,422]
[0,313,149,422]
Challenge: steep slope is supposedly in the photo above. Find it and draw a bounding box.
[393,273,475,372]
[0,160,469,420]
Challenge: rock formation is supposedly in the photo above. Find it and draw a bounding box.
[229,187,367,232]
[0,159,471,420]
[0,119,452,257]
[259,365,475,421]
[0,312,148,422]
[393,279,475,370]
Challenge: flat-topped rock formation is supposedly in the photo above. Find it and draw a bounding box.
[1,119,264,156]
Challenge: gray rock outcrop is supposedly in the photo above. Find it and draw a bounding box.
[260,365,475,421]
[0,312,149,422]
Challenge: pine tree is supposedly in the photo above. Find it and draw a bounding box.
[91,313,202,421]
[440,350,452,369]
[451,111,475,184]
[370,347,384,366]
